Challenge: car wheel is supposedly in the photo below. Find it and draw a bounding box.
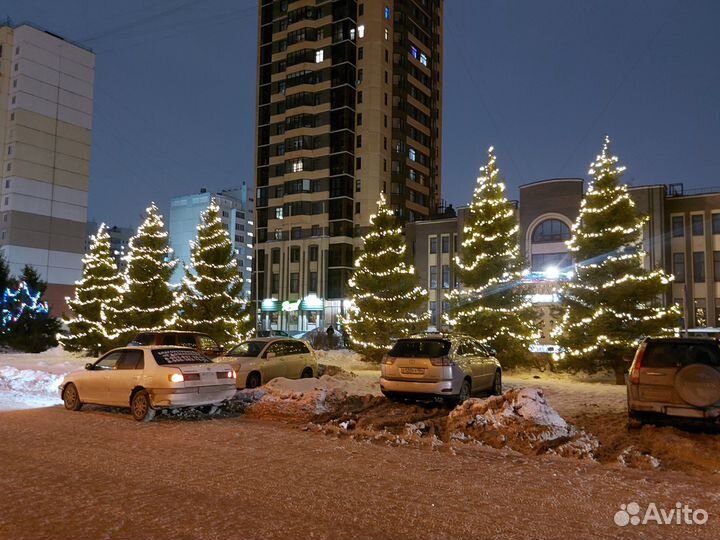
[447,379,471,407]
[63,383,83,411]
[491,371,502,395]
[131,390,156,422]
[246,372,261,389]
[301,367,313,378]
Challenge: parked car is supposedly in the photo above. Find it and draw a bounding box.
[380,333,502,405]
[59,346,237,421]
[255,329,290,338]
[216,337,318,389]
[128,331,224,358]
[627,336,720,425]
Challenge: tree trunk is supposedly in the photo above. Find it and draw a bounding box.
[613,361,626,386]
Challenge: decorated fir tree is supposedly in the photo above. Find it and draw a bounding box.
[446,147,538,364]
[343,193,429,358]
[1,280,60,353]
[177,199,251,345]
[62,224,124,355]
[106,203,178,341]
[555,136,679,383]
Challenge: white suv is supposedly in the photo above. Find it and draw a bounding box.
[380,334,502,405]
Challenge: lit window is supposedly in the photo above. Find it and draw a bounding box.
[419,53,428,66]
[408,148,416,161]
[358,25,365,38]
[410,45,418,58]
[384,27,389,40]
[292,159,303,172]
[385,6,391,19]
[315,49,324,63]
[275,208,284,220]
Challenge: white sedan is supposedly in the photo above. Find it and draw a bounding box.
[59,346,237,421]
[216,337,318,389]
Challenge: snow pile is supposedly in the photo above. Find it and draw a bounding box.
[315,349,380,372]
[446,387,599,460]
[236,371,381,421]
[617,445,661,470]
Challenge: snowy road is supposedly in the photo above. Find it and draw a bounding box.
[1,405,719,540]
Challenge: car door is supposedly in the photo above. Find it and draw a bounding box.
[262,340,289,382]
[83,350,123,404]
[285,340,307,378]
[473,340,496,390]
[292,341,314,377]
[106,349,145,407]
[455,340,479,387]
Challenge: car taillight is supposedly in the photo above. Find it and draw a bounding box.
[168,372,184,383]
[381,355,394,365]
[430,355,453,366]
[629,342,647,385]
[216,370,236,379]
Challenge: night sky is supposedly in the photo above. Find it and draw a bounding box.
[5,0,720,228]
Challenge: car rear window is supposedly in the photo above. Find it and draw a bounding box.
[152,349,212,365]
[130,333,154,346]
[645,342,720,367]
[389,339,451,358]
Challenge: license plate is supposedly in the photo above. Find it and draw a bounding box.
[401,367,425,375]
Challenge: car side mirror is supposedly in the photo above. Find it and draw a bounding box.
[489,349,497,357]
[85,363,94,370]
[266,352,276,359]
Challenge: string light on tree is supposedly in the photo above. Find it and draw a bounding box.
[61,223,124,355]
[104,203,179,342]
[446,146,539,365]
[176,199,252,344]
[554,136,680,384]
[342,193,429,357]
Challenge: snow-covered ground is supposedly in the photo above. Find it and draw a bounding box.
[2,347,719,477]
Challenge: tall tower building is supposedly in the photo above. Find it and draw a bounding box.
[0,23,95,315]
[254,0,443,333]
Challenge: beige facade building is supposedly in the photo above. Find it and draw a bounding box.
[0,24,94,315]
[254,0,443,333]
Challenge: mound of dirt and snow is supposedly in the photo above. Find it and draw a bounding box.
[446,387,599,460]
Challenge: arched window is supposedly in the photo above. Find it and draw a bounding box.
[532,219,571,244]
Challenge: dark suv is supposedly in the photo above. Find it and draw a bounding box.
[627,337,720,424]
[128,331,224,359]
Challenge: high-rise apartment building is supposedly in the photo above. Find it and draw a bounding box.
[169,185,254,299]
[0,23,94,316]
[254,0,443,333]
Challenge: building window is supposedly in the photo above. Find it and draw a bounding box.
[442,265,450,289]
[673,253,685,283]
[358,25,365,38]
[429,301,437,325]
[291,227,302,240]
[693,251,705,283]
[692,215,704,236]
[308,271,318,293]
[311,224,321,237]
[271,273,280,294]
[356,179,361,192]
[672,216,684,237]
[419,53,428,66]
[356,157,362,169]
[714,251,720,282]
[384,6,391,19]
[271,248,280,264]
[429,237,437,254]
[384,27,389,40]
[290,272,299,293]
[695,298,707,327]
[356,135,362,148]
[315,49,324,63]
[357,90,363,103]
[358,47,363,60]
[441,235,449,253]
[274,228,282,240]
[357,113,362,125]
[355,202,360,214]
[290,246,300,262]
[409,148,416,161]
[532,219,571,243]
[712,213,720,235]
[359,4,364,16]
[275,207,284,220]
[429,266,437,289]
[309,245,318,262]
